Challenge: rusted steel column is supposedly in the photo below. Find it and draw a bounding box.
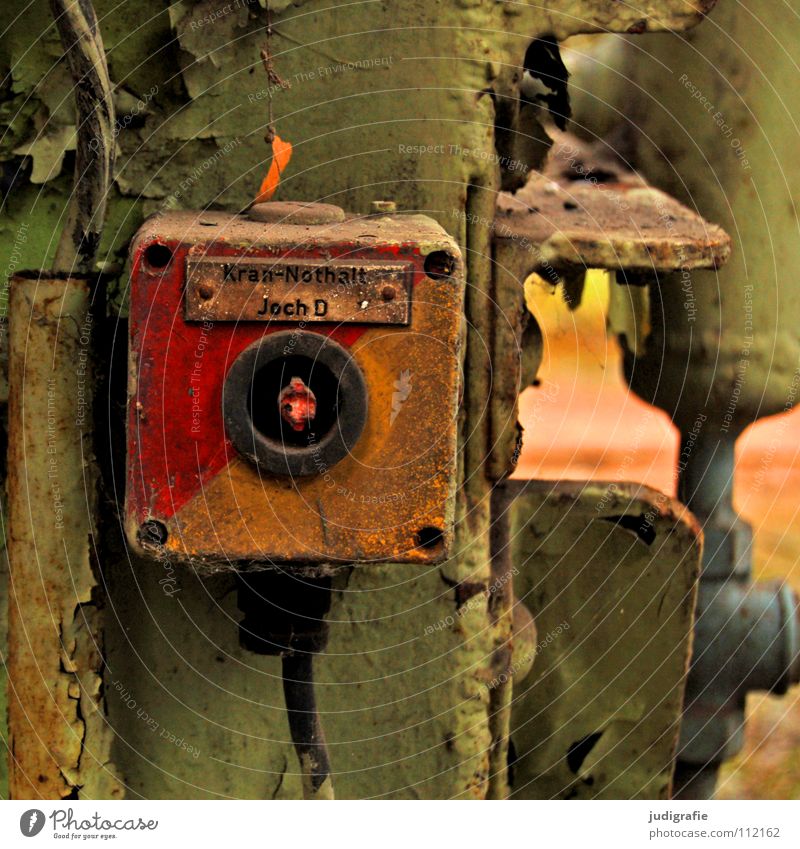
[6,274,121,799]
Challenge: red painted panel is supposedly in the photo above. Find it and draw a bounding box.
[127,235,423,524]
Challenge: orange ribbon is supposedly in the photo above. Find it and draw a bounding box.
[254,135,293,204]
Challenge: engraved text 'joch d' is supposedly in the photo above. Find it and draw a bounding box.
[185,257,413,323]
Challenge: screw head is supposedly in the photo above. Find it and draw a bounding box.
[424,251,457,280]
[138,520,168,548]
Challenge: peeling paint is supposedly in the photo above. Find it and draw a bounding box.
[507,480,701,799]
[7,276,123,799]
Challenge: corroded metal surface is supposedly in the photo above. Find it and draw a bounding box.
[508,480,701,799]
[489,133,732,479]
[488,246,543,481]
[535,1,718,37]
[126,209,464,567]
[7,275,122,799]
[495,133,731,275]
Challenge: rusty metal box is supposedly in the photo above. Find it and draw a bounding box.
[125,202,464,567]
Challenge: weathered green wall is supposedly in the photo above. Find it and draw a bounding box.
[2,0,505,800]
[509,481,700,799]
[569,4,800,429]
[104,558,497,798]
[1,0,715,799]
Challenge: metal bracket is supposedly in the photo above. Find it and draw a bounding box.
[489,132,732,479]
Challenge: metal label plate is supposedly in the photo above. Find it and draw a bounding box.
[185,257,413,324]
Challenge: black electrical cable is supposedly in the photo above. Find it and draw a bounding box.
[282,652,334,800]
[238,571,335,799]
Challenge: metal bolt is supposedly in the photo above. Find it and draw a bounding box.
[381,285,396,301]
[198,284,215,301]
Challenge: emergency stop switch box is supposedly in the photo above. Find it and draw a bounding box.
[125,202,464,566]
